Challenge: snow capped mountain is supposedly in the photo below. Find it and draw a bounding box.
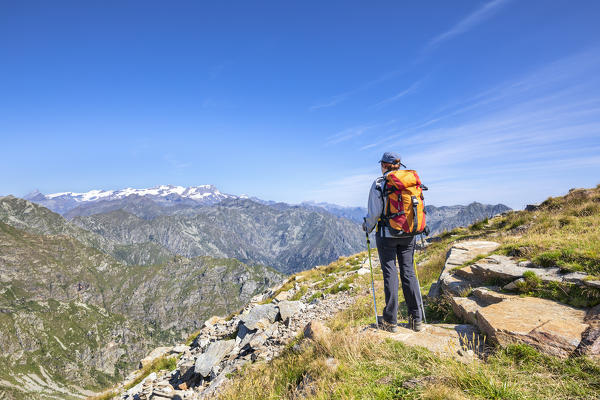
[25,185,236,215]
[44,184,230,202]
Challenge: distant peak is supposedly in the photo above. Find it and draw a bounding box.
[24,190,46,201]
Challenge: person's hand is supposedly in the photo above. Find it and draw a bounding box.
[362,220,368,232]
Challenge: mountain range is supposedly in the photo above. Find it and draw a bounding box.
[25,184,511,235]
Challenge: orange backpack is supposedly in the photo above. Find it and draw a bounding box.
[380,170,428,236]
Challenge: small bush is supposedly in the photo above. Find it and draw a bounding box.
[308,292,323,302]
[425,295,460,323]
[469,218,488,231]
[289,285,308,301]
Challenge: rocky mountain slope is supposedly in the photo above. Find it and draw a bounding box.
[0,214,283,400]
[425,202,511,234]
[0,196,174,266]
[70,198,365,274]
[299,201,511,233]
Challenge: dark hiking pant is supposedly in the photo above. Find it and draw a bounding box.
[375,234,422,324]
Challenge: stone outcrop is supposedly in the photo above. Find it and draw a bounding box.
[428,240,500,297]
[431,240,600,359]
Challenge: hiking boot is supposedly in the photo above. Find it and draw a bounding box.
[408,316,426,332]
[413,320,425,332]
[377,318,398,333]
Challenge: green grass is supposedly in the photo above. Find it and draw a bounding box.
[290,285,308,301]
[499,187,600,275]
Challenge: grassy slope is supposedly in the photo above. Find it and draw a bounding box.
[219,186,600,399]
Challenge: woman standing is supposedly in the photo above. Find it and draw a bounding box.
[362,152,425,332]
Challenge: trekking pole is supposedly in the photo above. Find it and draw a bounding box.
[413,256,427,324]
[364,222,378,330]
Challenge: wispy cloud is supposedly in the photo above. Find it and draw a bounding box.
[309,69,403,111]
[427,0,511,49]
[325,120,395,146]
[370,80,422,109]
[349,49,600,208]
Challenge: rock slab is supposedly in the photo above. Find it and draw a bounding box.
[278,300,304,324]
[194,339,235,377]
[452,288,588,358]
[428,241,500,297]
[240,303,279,330]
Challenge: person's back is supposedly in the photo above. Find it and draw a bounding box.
[363,152,426,332]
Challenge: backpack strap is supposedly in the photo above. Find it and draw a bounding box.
[411,196,419,234]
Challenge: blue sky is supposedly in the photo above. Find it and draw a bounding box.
[2,0,599,209]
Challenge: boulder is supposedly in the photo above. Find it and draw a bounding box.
[303,320,331,341]
[236,323,253,344]
[428,241,500,297]
[450,288,588,358]
[277,300,304,324]
[240,303,279,330]
[194,339,236,377]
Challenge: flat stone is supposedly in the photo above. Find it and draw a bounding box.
[371,323,483,361]
[428,240,500,297]
[356,267,370,276]
[457,255,562,284]
[194,339,235,377]
[240,303,279,330]
[277,300,304,323]
[451,288,588,358]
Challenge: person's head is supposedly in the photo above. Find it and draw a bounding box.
[379,152,402,174]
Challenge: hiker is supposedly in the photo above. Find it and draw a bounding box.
[362,152,426,332]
